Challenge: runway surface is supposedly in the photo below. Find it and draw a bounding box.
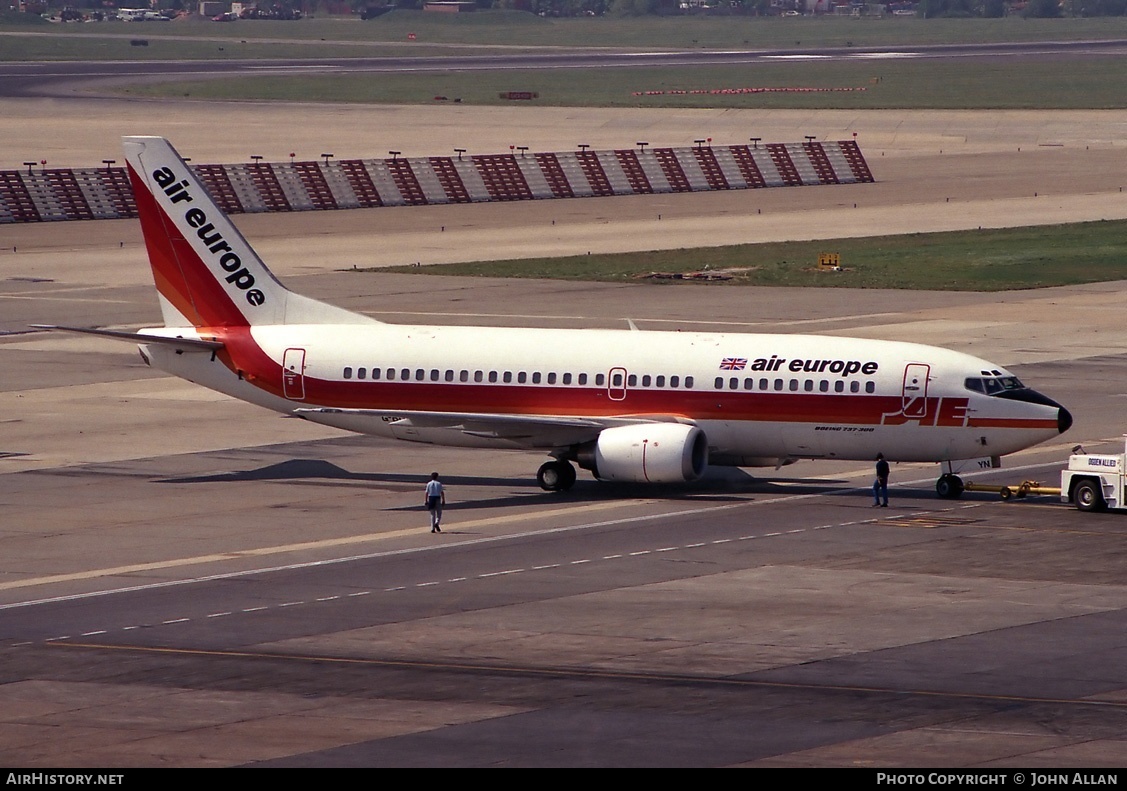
[2,61,1127,765]
[5,38,1126,98]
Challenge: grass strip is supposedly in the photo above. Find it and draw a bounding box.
[6,14,1127,50]
[120,57,1127,110]
[371,219,1127,291]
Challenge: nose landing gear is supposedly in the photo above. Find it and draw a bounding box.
[936,473,965,499]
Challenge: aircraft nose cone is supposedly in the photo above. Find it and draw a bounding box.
[1058,406,1073,434]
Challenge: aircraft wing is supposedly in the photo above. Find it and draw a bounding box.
[294,407,682,449]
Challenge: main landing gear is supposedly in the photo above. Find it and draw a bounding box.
[537,459,577,492]
[936,473,965,499]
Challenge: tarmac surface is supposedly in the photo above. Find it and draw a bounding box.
[2,98,1127,766]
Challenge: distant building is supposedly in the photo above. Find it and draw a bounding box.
[423,1,476,11]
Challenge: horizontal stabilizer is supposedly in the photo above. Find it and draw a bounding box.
[31,325,224,352]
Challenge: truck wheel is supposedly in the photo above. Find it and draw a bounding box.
[1074,480,1105,512]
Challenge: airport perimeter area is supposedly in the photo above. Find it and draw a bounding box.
[0,136,874,224]
[2,98,1127,767]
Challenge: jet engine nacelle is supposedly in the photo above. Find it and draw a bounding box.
[586,423,708,484]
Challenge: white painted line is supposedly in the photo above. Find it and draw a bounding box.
[13,482,993,614]
[0,499,652,597]
[35,498,1013,644]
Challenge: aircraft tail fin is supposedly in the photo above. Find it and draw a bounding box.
[123,136,376,329]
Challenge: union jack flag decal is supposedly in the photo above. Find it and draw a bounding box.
[719,357,747,370]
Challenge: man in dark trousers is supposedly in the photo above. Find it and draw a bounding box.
[873,453,890,507]
[425,472,445,532]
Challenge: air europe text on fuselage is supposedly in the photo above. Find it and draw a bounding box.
[752,355,879,377]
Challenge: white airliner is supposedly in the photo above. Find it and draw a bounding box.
[40,136,1072,497]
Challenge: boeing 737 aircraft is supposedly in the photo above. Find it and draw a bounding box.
[40,137,1072,497]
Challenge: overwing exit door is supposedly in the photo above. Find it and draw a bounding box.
[607,367,627,401]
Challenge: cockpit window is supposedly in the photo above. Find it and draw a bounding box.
[965,376,1024,395]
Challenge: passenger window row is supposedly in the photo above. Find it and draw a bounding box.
[714,376,877,394]
[341,367,697,389]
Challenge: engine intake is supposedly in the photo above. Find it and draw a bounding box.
[581,423,708,484]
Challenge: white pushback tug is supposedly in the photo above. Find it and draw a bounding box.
[964,437,1127,512]
[1061,437,1127,512]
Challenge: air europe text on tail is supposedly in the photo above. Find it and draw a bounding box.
[122,136,376,329]
[150,165,267,308]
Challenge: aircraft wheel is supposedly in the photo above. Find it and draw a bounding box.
[537,460,576,492]
[1074,479,1105,512]
[936,474,964,499]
